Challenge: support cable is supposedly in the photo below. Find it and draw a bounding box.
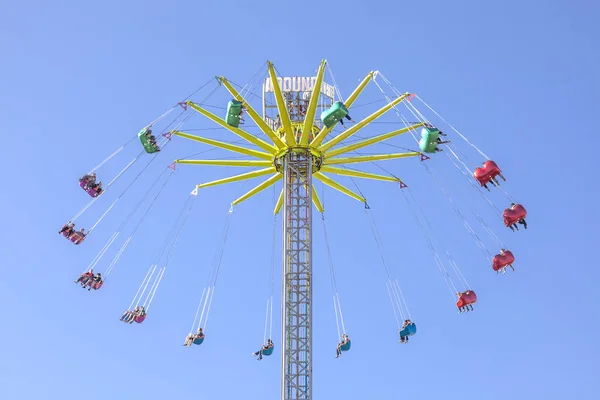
[321,212,348,340]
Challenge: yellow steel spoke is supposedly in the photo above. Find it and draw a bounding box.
[196,167,276,189]
[319,93,411,152]
[312,186,324,212]
[218,77,287,149]
[325,152,421,165]
[274,188,284,215]
[324,123,424,158]
[172,131,272,160]
[232,174,282,206]
[313,172,366,203]
[300,60,326,145]
[319,166,399,182]
[344,71,375,107]
[268,61,296,146]
[176,159,272,167]
[185,101,275,153]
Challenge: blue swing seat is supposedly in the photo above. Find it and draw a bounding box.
[193,336,205,345]
[340,340,351,352]
[262,346,274,356]
[399,323,417,337]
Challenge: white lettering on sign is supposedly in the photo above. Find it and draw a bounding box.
[264,77,335,98]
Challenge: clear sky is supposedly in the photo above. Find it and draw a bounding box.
[1,0,598,399]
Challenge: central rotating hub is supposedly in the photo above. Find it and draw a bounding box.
[272,122,324,174]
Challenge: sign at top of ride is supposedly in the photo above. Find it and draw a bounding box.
[264,77,335,98]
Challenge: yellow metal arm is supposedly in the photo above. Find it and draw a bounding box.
[319,166,399,182]
[232,174,282,206]
[172,131,272,160]
[344,71,374,107]
[176,159,272,167]
[324,123,424,158]
[185,101,276,153]
[300,60,326,146]
[311,71,374,147]
[312,186,324,212]
[274,188,284,215]
[218,77,287,149]
[196,167,277,189]
[319,93,412,152]
[325,152,421,165]
[268,61,296,146]
[313,172,366,203]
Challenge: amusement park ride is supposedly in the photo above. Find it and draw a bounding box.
[60,60,528,400]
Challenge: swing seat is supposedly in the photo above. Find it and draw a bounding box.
[193,336,205,345]
[492,250,515,271]
[69,232,86,245]
[418,127,441,153]
[320,101,348,128]
[79,180,102,197]
[474,160,502,186]
[138,128,160,154]
[134,314,146,323]
[340,340,351,352]
[456,290,477,308]
[91,281,104,290]
[399,323,417,337]
[262,346,274,356]
[503,204,527,226]
[226,100,243,128]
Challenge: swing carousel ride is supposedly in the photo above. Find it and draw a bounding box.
[59,60,528,400]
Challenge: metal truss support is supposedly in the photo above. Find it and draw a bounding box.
[281,150,313,400]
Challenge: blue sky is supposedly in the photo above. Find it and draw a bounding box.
[1,0,599,399]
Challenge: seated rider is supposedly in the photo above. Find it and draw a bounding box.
[457,291,474,313]
[72,228,87,241]
[424,123,446,137]
[252,338,273,360]
[136,306,147,320]
[145,129,161,152]
[183,328,204,347]
[433,129,447,152]
[120,305,143,323]
[505,203,527,231]
[127,306,145,323]
[80,173,96,189]
[183,333,194,347]
[89,272,102,290]
[239,106,246,124]
[484,175,501,191]
[195,327,204,338]
[482,178,498,191]
[75,270,94,286]
[436,136,451,145]
[500,249,515,272]
[338,112,352,127]
[120,307,136,323]
[399,319,413,343]
[59,222,75,237]
[335,334,350,358]
[90,181,103,194]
